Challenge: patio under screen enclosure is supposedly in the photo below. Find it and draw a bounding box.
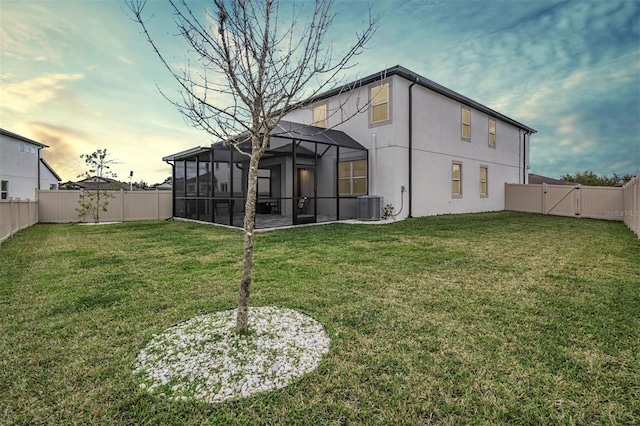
[163,121,369,229]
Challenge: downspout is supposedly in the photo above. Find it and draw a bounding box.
[518,130,522,184]
[371,134,377,195]
[408,77,418,217]
[522,131,528,184]
[37,147,43,192]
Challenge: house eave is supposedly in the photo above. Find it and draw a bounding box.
[0,128,49,148]
[308,65,537,134]
[162,146,210,161]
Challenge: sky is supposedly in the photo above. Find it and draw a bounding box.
[1,0,639,185]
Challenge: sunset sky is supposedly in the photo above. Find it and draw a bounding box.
[1,0,638,185]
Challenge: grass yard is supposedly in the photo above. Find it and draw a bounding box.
[1,212,638,425]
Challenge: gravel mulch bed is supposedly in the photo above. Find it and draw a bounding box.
[134,306,330,403]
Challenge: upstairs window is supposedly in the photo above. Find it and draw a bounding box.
[339,160,367,195]
[489,120,496,147]
[20,143,37,154]
[312,104,327,128]
[370,83,389,124]
[480,166,488,197]
[461,108,471,140]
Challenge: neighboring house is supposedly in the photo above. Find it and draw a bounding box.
[528,174,574,186]
[61,177,137,191]
[162,65,536,228]
[152,182,173,190]
[0,128,62,200]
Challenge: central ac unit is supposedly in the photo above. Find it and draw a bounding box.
[357,195,382,221]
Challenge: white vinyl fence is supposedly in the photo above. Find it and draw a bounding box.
[38,189,172,223]
[622,174,639,237]
[505,173,640,238]
[0,198,38,244]
[0,190,172,244]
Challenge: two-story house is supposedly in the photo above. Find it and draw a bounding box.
[0,128,61,200]
[162,65,536,228]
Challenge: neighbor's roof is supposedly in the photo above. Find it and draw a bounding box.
[528,173,574,185]
[0,128,49,148]
[309,65,537,134]
[63,176,133,191]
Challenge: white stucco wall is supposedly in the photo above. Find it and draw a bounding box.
[40,162,60,190]
[283,72,531,219]
[0,133,41,200]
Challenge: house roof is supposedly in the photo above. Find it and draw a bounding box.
[162,146,210,162]
[308,65,537,134]
[40,158,62,181]
[528,173,574,185]
[62,177,134,191]
[0,128,49,148]
[162,121,366,161]
[153,182,173,190]
[271,120,367,150]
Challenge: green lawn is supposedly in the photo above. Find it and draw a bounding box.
[1,212,638,425]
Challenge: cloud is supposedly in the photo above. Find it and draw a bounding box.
[117,55,134,65]
[0,73,83,113]
[0,3,73,65]
[26,122,93,181]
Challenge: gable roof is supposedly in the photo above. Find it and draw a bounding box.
[309,65,537,134]
[40,158,62,181]
[0,128,49,148]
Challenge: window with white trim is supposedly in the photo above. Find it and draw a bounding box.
[370,83,389,124]
[312,104,327,128]
[480,166,488,197]
[338,160,367,195]
[1,180,8,199]
[488,119,496,147]
[452,162,462,197]
[461,108,471,140]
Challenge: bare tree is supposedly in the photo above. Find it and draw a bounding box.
[127,0,377,333]
[76,149,117,224]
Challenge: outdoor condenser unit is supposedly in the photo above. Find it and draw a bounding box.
[357,195,382,221]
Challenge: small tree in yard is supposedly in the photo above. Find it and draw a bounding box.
[77,149,117,224]
[127,0,377,333]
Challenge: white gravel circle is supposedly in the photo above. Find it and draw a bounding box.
[134,306,330,403]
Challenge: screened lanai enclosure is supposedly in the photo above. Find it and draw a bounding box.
[163,121,369,229]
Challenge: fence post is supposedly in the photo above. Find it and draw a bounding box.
[120,189,125,223]
[155,189,160,220]
[542,183,547,214]
[576,184,581,217]
[9,198,15,237]
[35,189,39,224]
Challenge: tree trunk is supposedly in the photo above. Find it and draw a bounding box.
[236,142,262,334]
